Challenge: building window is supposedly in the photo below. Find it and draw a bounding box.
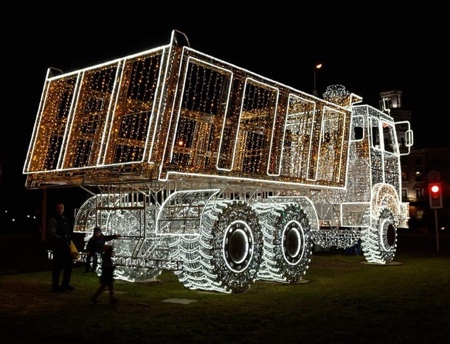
[402,172,407,181]
[402,188,408,200]
[415,187,424,199]
[415,172,422,182]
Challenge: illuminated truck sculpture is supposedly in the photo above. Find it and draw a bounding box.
[24,30,413,293]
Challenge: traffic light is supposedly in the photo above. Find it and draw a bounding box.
[428,182,443,209]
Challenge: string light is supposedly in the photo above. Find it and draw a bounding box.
[24,30,412,293]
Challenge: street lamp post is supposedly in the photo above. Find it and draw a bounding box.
[313,63,322,96]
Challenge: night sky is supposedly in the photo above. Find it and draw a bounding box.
[2,6,447,215]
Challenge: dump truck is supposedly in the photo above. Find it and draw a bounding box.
[23,30,414,293]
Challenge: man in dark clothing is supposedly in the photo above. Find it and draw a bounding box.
[47,202,75,292]
[84,227,120,273]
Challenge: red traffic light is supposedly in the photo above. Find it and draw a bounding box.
[430,184,440,194]
[429,182,443,209]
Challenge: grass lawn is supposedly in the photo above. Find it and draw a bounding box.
[0,231,449,343]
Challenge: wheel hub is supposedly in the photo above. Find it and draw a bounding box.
[282,220,304,264]
[223,221,253,272]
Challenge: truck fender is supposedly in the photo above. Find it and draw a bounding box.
[370,183,400,222]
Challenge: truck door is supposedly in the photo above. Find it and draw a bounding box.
[370,117,400,187]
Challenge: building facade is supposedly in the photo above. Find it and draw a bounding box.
[401,147,450,232]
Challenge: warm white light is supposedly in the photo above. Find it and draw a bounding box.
[24,30,413,293]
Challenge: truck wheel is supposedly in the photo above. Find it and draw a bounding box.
[257,203,313,283]
[361,207,398,264]
[196,201,263,293]
[172,235,204,290]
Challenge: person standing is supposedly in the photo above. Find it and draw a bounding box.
[84,227,120,273]
[47,201,75,292]
[90,245,117,304]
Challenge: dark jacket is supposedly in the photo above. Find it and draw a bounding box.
[99,253,115,285]
[86,234,118,254]
[47,213,71,249]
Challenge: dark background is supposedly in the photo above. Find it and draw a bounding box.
[2,5,447,222]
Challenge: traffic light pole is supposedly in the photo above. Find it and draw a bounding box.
[428,180,442,253]
[434,208,440,252]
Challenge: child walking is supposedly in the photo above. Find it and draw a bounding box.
[90,245,117,304]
